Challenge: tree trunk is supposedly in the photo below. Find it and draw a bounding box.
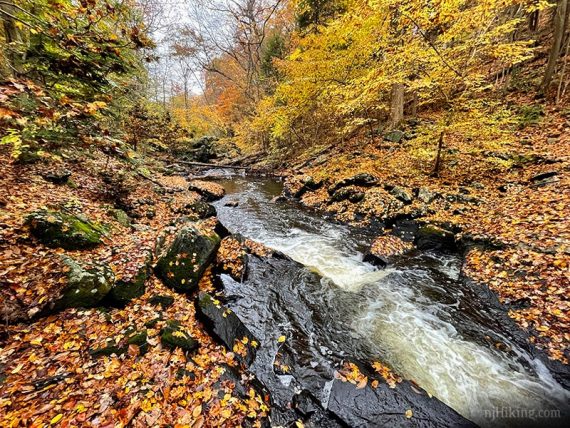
[409,90,418,118]
[0,0,23,77]
[430,132,445,177]
[388,83,404,129]
[542,0,569,93]
[529,10,539,31]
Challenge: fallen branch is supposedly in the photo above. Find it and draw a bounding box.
[171,161,250,170]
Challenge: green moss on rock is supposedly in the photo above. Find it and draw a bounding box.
[55,257,114,310]
[155,226,221,293]
[161,320,198,352]
[26,209,106,250]
[108,252,151,305]
[109,209,131,227]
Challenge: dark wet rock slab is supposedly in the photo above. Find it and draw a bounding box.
[328,377,475,428]
[197,292,257,366]
[213,252,476,427]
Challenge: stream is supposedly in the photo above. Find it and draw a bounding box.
[205,173,569,427]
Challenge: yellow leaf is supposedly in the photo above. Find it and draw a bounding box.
[172,330,187,338]
[192,404,202,418]
[10,363,24,374]
[405,409,413,419]
[277,335,286,343]
[356,376,368,389]
[295,421,305,428]
[50,414,63,425]
[30,337,43,345]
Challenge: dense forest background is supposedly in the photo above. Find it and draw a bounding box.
[2,0,569,173]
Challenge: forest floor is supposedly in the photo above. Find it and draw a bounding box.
[273,95,570,365]
[0,148,269,427]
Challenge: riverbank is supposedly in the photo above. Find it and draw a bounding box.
[0,149,273,426]
[268,103,569,368]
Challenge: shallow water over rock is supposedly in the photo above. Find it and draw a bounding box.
[211,176,569,427]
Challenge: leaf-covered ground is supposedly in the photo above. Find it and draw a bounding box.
[0,149,269,427]
[279,101,569,364]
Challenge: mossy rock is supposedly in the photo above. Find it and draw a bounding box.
[331,187,364,203]
[161,320,198,352]
[109,209,131,227]
[89,330,148,357]
[55,257,115,310]
[107,252,151,305]
[155,226,221,293]
[188,201,217,219]
[416,225,456,252]
[384,129,405,143]
[26,209,106,250]
[148,295,175,309]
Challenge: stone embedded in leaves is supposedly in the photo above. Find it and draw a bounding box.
[188,180,226,202]
[107,251,152,305]
[26,209,106,250]
[155,225,221,292]
[160,320,198,352]
[55,256,115,310]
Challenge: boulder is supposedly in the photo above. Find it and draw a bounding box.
[54,257,115,310]
[188,180,226,201]
[328,173,378,195]
[148,294,174,309]
[417,187,436,204]
[364,235,414,267]
[416,225,456,252]
[108,209,131,227]
[328,377,476,427]
[26,209,106,250]
[384,129,405,143]
[89,330,148,358]
[387,185,413,204]
[160,320,199,352]
[155,225,220,293]
[284,176,323,199]
[107,252,151,305]
[529,171,558,185]
[197,293,257,366]
[330,187,365,203]
[41,169,71,185]
[188,201,217,219]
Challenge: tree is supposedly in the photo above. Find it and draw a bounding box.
[542,0,569,93]
[0,0,154,158]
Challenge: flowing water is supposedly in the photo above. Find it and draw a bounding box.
[207,173,569,427]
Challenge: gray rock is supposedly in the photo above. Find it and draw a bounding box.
[417,187,436,203]
[389,186,413,204]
